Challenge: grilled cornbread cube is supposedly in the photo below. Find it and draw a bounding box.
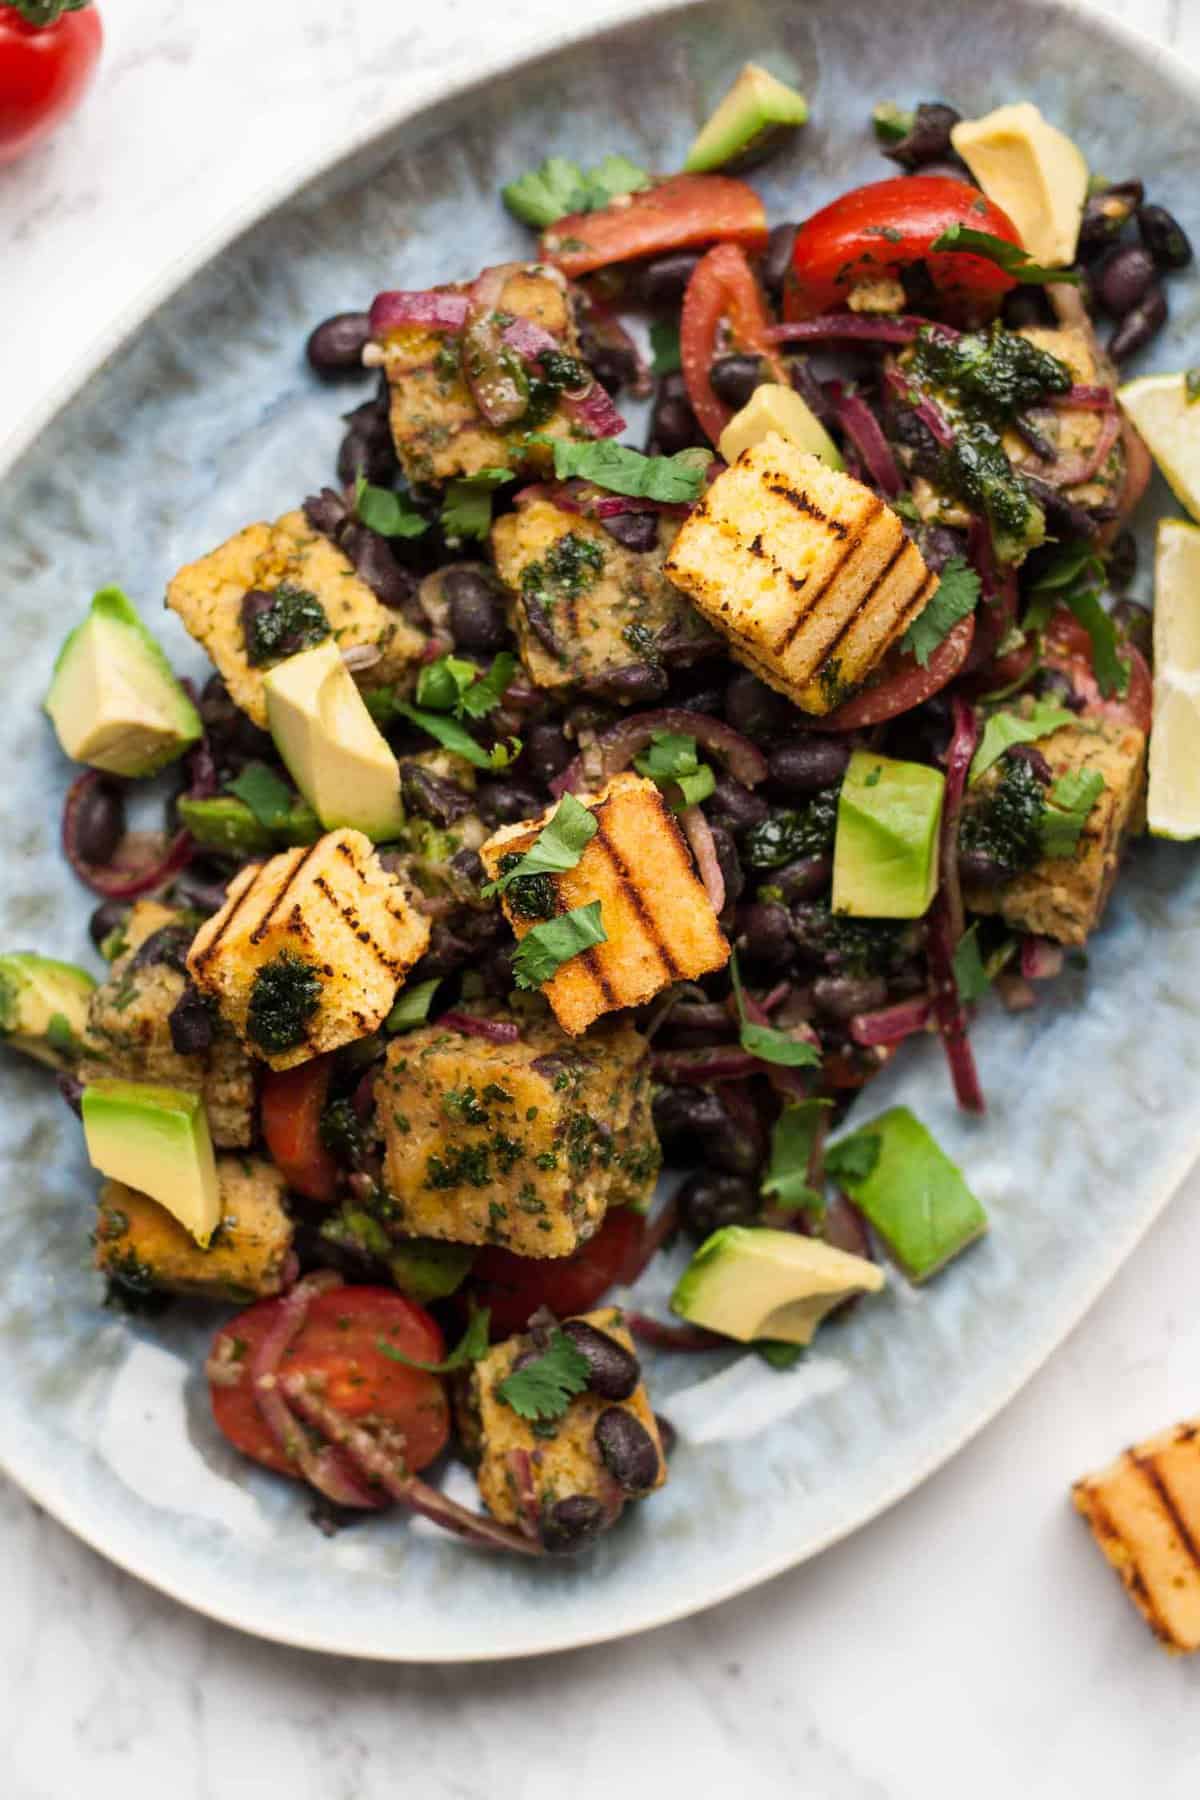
[467,1307,667,1531]
[1005,326,1126,513]
[93,1158,293,1303]
[187,829,430,1070]
[481,771,729,1036]
[663,433,936,715]
[167,508,423,728]
[491,499,714,697]
[1073,1420,1200,1653]
[378,266,584,486]
[963,720,1146,946]
[376,1012,659,1255]
[81,901,256,1148]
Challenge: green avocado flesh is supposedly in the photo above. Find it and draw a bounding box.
[0,952,96,1070]
[684,62,809,175]
[82,1079,221,1247]
[45,587,201,778]
[177,794,322,858]
[829,1106,988,1282]
[670,1225,884,1347]
[832,750,945,920]
[264,640,406,842]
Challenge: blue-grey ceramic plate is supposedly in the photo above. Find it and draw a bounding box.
[3,0,1200,1663]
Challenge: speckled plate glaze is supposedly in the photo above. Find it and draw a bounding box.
[3,0,1200,1663]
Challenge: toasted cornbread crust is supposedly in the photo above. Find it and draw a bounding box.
[1074,1419,1200,1653]
[94,1159,293,1302]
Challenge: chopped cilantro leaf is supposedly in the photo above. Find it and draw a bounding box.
[731,951,822,1069]
[899,556,981,667]
[226,762,295,831]
[482,793,597,899]
[1065,588,1130,699]
[634,730,716,809]
[929,223,1080,287]
[377,1304,490,1373]
[650,319,682,376]
[459,652,516,721]
[354,476,429,540]
[385,976,442,1034]
[501,153,650,228]
[762,1100,831,1214]
[1040,767,1105,859]
[441,468,515,542]
[547,437,711,503]
[416,655,480,713]
[969,699,1079,784]
[952,923,990,1003]
[495,1328,591,1421]
[824,1131,882,1187]
[511,901,607,991]
[393,701,520,771]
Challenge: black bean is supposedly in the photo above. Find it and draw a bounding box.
[709,822,744,911]
[582,339,639,396]
[767,736,851,797]
[1006,743,1053,784]
[909,158,973,184]
[790,357,835,424]
[653,1084,727,1141]
[171,866,230,917]
[56,1073,84,1118]
[524,722,572,787]
[915,523,969,574]
[648,372,705,455]
[561,1319,641,1400]
[88,900,128,953]
[600,510,660,553]
[441,567,507,650]
[302,487,348,538]
[1107,530,1138,591]
[306,311,371,376]
[74,780,125,865]
[400,763,472,826]
[240,589,276,660]
[337,419,396,487]
[1112,599,1153,662]
[654,1415,677,1458]
[1109,284,1168,361]
[1034,667,1086,713]
[168,985,214,1056]
[582,662,670,707]
[709,354,766,410]
[594,1408,661,1494]
[737,900,792,970]
[1138,202,1193,271]
[450,847,485,888]
[475,780,544,828]
[708,773,769,836]
[678,1170,759,1243]
[761,222,798,299]
[1002,286,1055,330]
[811,974,888,1021]
[724,668,794,741]
[1097,244,1157,318]
[540,1494,609,1554]
[630,250,702,309]
[1078,179,1144,255]
[957,847,1012,887]
[338,523,417,609]
[774,854,833,903]
[1021,475,1102,545]
[883,101,961,170]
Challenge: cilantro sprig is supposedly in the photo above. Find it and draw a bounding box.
[502,154,651,229]
[482,793,597,899]
[969,697,1079,784]
[416,651,516,721]
[495,1329,591,1421]
[952,923,990,1003]
[511,901,608,991]
[354,474,429,540]
[634,731,716,809]
[930,224,1081,287]
[1040,767,1105,859]
[762,1100,831,1215]
[824,1132,882,1187]
[225,762,296,831]
[440,468,516,542]
[899,557,981,667]
[1024,545,1130,699]
[393,700,521,771]
[546,438,711,504]
[731,952,821,1070]
[377,1305,491,1374]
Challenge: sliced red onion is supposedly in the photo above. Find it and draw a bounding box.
[505,1448,542,1541]
[925,695,986,1113]
[677,805,725,913]
[552,707,767,797]
[1020,936,1065,982]
[436,1010,521,1044]
[500,317,626,440]
[62,773,194,900]
[1074,408,1122,485]
[626,1314,726,1352]
[883,365,955,447]
[463,264,530,429]
[849,996,932,1047]
[1051,384,1115,410]
[833,391,901,497]
[369,289,470,336]
[963,518,1018,674]
[767,314,934,345]
[650,1046,760,1082]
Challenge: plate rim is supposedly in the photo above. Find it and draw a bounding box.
[3,0,1198,1662]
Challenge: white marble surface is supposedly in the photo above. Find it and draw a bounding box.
[4,0,1200,1792]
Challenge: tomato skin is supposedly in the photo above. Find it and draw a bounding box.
[261,1057,339,1204]
[820,612,976,730]
[0,5,102,166]
[209,1286,449,1478]
[786,176,1022,320]
[680,242,782,444]
[541,172,768,279]
[468,1208,648,1339]
[1043,609,1153,733]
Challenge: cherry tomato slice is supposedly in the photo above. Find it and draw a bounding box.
[209,1286,449,1478]
[820,612,976,730]
[680,242,783,444]
[540,173,768,279]
[261,1056,339,1203]
[468,1208,648,1339]
[0,4,103,167]
[786,176,1022,321]
[1043,610,1152,733]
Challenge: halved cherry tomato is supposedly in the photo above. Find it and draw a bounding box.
[1043,608,1152,733]
[468,1207,648,1339]
[540,172,768,279]
[0,1,102,167]
[209,1286,449,1477]
[786,177,1022,321]
[820,611,977,731]
[680,242,784,443]
[261,1056,338,1204]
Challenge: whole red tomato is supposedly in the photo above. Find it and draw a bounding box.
[0,1,102,166]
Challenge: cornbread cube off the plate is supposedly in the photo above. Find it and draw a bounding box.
[93,1157,293,1303]
[491,499,714,697]
[187,829,430,1070]
[167,508,423,728]
[963,720,1147,946]
[376,1012,659,1256]
[465,1307,667,1531]
[81,900,256,1148]
[1073,1419,1200,1653]
[480,771,729,1036]
[378,266,585,486]
[663,432,936,715]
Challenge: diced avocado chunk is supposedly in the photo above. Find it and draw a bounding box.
[387,1238,476,1303]
[82,1079,220,1248]
[670,1224,884,1346]
[951,102,1088,269]
[832,750,944,919]
[176,793,321,858]
[828,1105,987,1281]
[264,640,406,842]
[45,586,201,778]
[684,62,809,174]
[719,383,844,470]
[0,952,97,1069]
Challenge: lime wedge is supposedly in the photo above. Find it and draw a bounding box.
[1148,518,1200,839]
[1117,373,1200,522]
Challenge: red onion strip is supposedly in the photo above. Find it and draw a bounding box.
[626,1314,726,1352]
[436,1011,521,1044]
[552,707,767,797]
[927,695,985,1114]
[883,365,955,447]
[62,772,194,901]
[650,1047,760,1082]
[833,391,901,496]
[677,805,725,913]
[369,290,470,336]
[500,317,626,439]
[1074,408,1122,485]
[849,996,932,1047]
[505,1449,542,1541]
[766,314,934,345]
[1021,936,1065,982]
[1051,384,1115,410]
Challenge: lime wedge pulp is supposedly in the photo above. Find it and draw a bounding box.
[1148,517,1200,840]
[1117,372,1200,523]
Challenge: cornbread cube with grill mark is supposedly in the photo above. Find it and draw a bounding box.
[376,1012,659,1256]
[187,829,430,1070]
[93,1158,293,1303]
[378,266,585,487]
[80,901,256,1148]
[464,1307,667,1532]
[963,720,1147,946]
[166,508,423,728]
[480,771,729,1036]
[491,499,714,696]
[1073,1419,1200,1653]
[663,432,937,715]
